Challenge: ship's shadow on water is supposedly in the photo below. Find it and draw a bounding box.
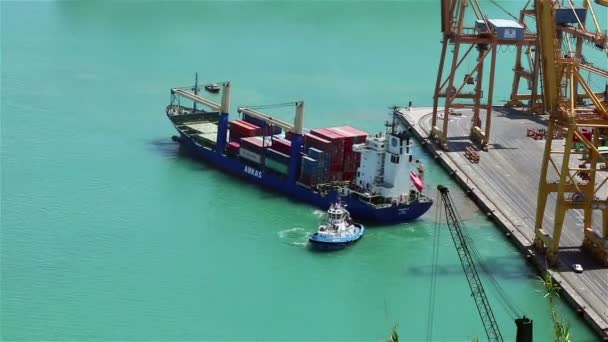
[148,138,216,171]
[148,138,186,158]
[406,256,537,280]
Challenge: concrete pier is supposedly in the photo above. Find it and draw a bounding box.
[400,106,608,339]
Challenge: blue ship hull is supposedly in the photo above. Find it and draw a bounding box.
[309,224,365,251]
[174,131,433,224]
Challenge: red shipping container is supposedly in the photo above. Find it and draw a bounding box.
[331,126,368,144]
[240,136,268,154]
[285,131,294,141]
[343,171,356,181]
[230,120,260,136]
[272,138,292,155]
[304,133,332,150]
[310,129,344,168]
[327,127,354,146]
[304,134,342,173]
[573,129,593,142]
[226,141,240,156]
[311,128,344,142]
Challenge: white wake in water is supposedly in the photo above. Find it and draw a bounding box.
[312,210,326,219]
[277,227,311,247]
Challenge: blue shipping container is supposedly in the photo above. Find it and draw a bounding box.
[301,156,323,176]
[308,147,330,161]
[555,6,587,25]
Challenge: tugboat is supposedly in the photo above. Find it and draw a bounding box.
[309,200,365,251]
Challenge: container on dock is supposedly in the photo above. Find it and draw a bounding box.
[573,128,593,142]
[265,157,289,175]
[555,5,587,24]
[226,141,240,157]
[239,147,262,164]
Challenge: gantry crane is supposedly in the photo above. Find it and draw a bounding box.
[533,0,608,265]
[432,0,536,151]
[508,0,608,112]
[435,185,533,342]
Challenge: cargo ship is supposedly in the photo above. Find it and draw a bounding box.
[165,79,433,223]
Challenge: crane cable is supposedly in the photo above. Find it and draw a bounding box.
[450,200,522,319]
[487,0,520,22]
[238,102,298,111]
[426,190,443,342]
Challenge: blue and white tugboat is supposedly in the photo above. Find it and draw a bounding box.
[309,200,365,251]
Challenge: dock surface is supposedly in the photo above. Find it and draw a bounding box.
[401,107,608,339]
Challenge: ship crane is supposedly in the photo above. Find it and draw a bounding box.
[434,185,532,342]
[170,80,231,113]
[237,102,304,135]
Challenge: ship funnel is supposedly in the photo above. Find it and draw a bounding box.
[221,81,231,113]
[294,101,304,135]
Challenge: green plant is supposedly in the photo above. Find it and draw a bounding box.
[537,272,571,342]
[387,324,399,342]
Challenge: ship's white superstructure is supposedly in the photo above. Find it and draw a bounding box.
[352,129,419,203]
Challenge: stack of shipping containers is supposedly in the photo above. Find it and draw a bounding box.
[227,120,257,157]
[310,128,345,180]
[328,126,367,181]
[226,116,368,185]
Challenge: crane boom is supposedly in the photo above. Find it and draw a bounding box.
[437,185,504,342]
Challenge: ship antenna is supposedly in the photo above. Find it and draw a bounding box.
[192,72,199,111]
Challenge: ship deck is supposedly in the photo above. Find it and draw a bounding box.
[400,106,608,339]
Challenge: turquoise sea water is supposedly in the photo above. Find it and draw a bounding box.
[1,1,602,341]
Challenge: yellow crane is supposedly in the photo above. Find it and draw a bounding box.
[508,0,608,111]
[432,0,536,151]
[534,0,608,265]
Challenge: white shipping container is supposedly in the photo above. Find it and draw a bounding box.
[239,147,262,164]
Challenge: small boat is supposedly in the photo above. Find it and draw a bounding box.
[204,83,220,93]
[410,171,425,192]
[309,200,365,251]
